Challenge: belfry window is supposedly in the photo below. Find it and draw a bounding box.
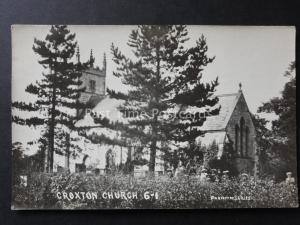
[89,79,96,93]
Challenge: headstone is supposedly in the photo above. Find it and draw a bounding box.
[199,168,208,182]
[20,175,28,187]
[286,172,295,184]
[75,164,86,173]
[57,166,64,173]
[94,168,100,175]
[175,165,185,178]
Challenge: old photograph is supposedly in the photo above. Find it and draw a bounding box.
[11,25,297,209]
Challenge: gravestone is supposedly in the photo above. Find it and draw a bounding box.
[75,163,86,173]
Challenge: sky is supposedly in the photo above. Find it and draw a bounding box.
[12,25,295,147]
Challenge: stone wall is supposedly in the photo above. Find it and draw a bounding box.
[79,68,106,104]
[226,93,257,174]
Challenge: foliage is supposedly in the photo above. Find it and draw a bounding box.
[12,142,44,180]
[207,140,238,176]
[12,142,26,186]
[162,139,237,176]
[256,61,296,180]
[179,142,205,169]
[12,173,298,209]
[252,114,285,179]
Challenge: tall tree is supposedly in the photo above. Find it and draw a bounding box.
[257,61,296,178]
[12,25,86,172]
[85,25,219,173]
[251,114,275,176]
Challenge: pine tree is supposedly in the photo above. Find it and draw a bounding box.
[85,26,219,173]
[12,25,86,172]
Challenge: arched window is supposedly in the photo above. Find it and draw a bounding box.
[240,117,245,156]
[235,124,239,153]
[245,126,249,156]
[89,79,96,93]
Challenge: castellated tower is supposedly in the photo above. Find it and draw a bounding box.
[76,47,106,117]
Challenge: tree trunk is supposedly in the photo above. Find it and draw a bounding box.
[149,139,157,173]
[65,133,70,171]
[44,144,49,172]
[148,45,160,174]
[48,86,57,173]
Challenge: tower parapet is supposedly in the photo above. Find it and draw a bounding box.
[77,49,106,117]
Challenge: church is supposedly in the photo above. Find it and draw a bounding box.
[53,50,258,176]
[195,89,258,175]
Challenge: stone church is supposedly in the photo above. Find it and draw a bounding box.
[196,89,258,175]
[54,50,258,176]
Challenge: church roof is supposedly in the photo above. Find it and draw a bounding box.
[201,92,241,131]
[76,95,126,128]
[77,92,243,132]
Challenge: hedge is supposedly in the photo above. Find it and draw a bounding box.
[12,173,298,209]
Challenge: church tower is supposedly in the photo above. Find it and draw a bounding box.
[77,47,107,117]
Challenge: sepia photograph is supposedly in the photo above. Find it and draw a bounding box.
[11,25,297,209]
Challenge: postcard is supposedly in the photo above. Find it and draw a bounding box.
[11,25,298,209]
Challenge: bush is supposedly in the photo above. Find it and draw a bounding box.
[12,173,298,209]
